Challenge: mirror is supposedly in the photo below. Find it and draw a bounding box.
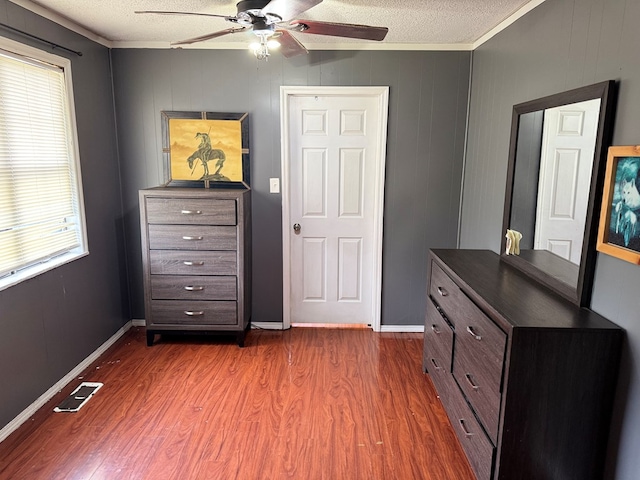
[501,81,617,306]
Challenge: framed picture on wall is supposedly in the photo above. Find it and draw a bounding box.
[161,111,250,188]
[596,145,640,264]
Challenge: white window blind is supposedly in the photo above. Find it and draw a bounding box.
[0,42,87,287]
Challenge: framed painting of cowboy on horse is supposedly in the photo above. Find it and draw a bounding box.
[161,111,250,188]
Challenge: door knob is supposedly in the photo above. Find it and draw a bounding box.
[293,223,301,234]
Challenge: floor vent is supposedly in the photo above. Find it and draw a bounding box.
[54,382,103,412]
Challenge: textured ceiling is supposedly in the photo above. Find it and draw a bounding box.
[10,0,542,49]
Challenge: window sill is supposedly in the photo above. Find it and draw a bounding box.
[0,249,89,293]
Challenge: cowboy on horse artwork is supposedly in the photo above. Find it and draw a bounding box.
[187,131,229,181]
[167,116,243,183]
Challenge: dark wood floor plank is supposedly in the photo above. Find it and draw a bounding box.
[0,326,474,480]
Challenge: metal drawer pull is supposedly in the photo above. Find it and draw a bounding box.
[183,261,205,266]
[182,236,203,241]
[430,358,441,370]
[184,310,204,316]
[465,373,479,390]
[466,326,482,341]
[184,286,204,291]
[459,419,474,437]
[181,210,202,215]
[431,324,441,334]
[436,286,448,297]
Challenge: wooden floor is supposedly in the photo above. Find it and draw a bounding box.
[0,327,474,480]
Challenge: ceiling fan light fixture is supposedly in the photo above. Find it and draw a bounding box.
[249,36,280,60]
[250,19,278,60]
[249,36,272,60]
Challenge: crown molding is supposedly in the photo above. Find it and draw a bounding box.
[110,40,475,51]
[9,0,113,48]
[473,0,547,49]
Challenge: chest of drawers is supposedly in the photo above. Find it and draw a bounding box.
[424,249,622,480]
[139,187,251,347]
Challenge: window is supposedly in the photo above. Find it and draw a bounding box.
[0,38,87,291]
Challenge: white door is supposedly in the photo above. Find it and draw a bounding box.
[281,86,389,330]
[535,98,601,264]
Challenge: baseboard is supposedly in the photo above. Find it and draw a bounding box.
[131,318,146,327]
[251,322,285,330]
[380,325,425,333]
[0,321,133,444]
[250,322,423,333]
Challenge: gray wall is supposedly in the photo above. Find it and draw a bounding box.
[461,0,640,477]
[111,49,471,327]
[0,1,637,477]
[0,1,128,429]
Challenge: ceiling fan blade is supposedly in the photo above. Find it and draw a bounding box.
[135,10,232,20]
[261,0,322,21]
[171,27,248,46]
[291,20,388,41]
[276,30,309,58]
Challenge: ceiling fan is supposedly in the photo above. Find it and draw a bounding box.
[135,0,389,60]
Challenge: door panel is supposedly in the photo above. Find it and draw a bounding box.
[549,148,580,220]
[302,149,327,216]
[338,238,362,301]
[302,238,326,301]
[339,149,365,217]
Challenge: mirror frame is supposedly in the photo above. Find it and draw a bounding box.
[500,80,617,307]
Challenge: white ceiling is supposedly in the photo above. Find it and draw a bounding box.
[10,0,544,50]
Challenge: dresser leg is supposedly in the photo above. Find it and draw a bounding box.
[237,323,251,348]
[146,331,155,347]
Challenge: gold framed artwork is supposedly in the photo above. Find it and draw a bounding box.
[596,145,640,264]
[161,111,250,188]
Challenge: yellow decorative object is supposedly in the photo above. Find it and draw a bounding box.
[505,229,523,255]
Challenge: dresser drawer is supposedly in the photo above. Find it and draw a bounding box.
[148,225,237,250]
[151,275,237,301]
[425,347,453,400]
[452,299,506,442]
[427,342,457,404]
[149,250,237,276]
[429,261,466,328]
[146,198,236,225]
[150,300,237,325]
[441,372,495,480]
[424,298,453,373]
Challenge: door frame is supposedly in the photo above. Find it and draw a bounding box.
[280,86,389,331]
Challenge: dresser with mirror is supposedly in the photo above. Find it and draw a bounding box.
[423,81,623,480]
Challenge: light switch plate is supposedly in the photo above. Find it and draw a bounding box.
[269,178,280,193]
